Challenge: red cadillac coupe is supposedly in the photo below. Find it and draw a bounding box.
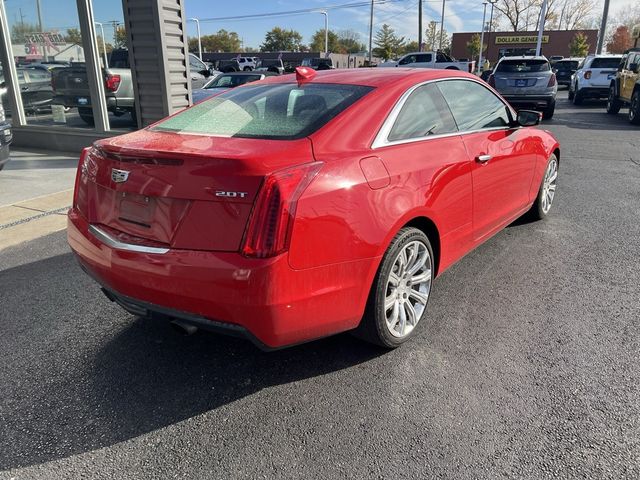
[68,67,560,350]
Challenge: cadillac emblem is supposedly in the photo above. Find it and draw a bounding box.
[111,168,130,183]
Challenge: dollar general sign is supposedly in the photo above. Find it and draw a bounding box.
[495,36,549,44]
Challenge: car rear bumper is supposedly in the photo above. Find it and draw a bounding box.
[502,94,555,110]
[67,208,375,349]
[576,86,609,98]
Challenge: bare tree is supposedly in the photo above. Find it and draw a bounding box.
[494,0,538,31]
[557,0,594,30]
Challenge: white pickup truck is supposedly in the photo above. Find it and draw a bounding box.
[379,51,474,72]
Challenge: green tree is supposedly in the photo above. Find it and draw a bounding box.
[373,24,405,61]
[188,29,241,53]
[65,28,82,45]
[569,32,589,57]
[403,40,420,54]
[309,29,340,52]
[424,21,449,51]
[96,36,114,54]
[12,22,40,43]
[114,27,128,49]
[337,30,366,53]
[260,27,303,52]
[466,33,486,62]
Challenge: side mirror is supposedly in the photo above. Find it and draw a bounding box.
[199,69,210,78]
[516,110,542,127]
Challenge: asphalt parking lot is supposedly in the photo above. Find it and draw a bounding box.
[1,89,639,479]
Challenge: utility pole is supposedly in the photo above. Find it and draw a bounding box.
[596,0,610,54]
[319,10,328,56]
[535,0,547,56]
[478,2,487,74]
[439,0,446,50]
[418,0,423,52]
[368,0,374,64]
[36,0,47,61]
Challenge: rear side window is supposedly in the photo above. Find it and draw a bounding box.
[437,80,511,131]
[388,83,457,141]
[555,61,578,71]
[590,57,622,69]
[496,59,550,72]
[153,83,373,140]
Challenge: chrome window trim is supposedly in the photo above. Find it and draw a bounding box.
[89,225,169,254]
[371,77,517,150]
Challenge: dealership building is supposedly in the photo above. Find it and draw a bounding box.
[451,29,599,65]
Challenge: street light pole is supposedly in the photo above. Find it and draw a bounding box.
[368,0,374,64]
[94,22,109,68]
[35,0,47,61]
[189,18,202,60]
[487,0,497,65]
[535,0,547,56]
[319,10,328,56]
[478,2,487,74]
[439,0,446,50]
[418,0,423,52]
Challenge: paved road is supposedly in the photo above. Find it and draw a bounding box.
[1,91,639,479]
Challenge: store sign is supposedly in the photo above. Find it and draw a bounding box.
[24,32,66,46]
[495,35,549,45]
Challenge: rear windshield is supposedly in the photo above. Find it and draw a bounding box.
[496,59,550,72]
[554,60,579,71]
[205,74,262,89]
[590,57,622,69]
[153,83,373,140]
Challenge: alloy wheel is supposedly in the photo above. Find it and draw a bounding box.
[541,157,558,214]
[384,240,432,338]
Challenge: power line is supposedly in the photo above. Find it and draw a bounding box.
[197,0,408,23]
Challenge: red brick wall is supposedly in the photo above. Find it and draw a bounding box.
[451,30,599,65]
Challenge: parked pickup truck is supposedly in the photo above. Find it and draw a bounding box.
[379,51,475,72]
[52,50,213,125]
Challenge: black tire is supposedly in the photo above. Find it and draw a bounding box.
[629,90,640,125]
[526,154,558,221]
[354,227,434,348]
[78,107,95,126]
[130,106,138,127]
[572,88,583,105]
[445,66,459,70]
[606,85,622,114]
[568,88,574,101]
[243,66,252,72]
[543,101,555,120]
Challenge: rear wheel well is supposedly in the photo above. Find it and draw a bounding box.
[404,217,441,276]
[553,148,560,165]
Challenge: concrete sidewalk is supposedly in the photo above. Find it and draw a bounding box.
[0,148,79,251]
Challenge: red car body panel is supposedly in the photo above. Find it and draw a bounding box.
[67,68,560,349]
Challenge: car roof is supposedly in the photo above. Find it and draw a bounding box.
[258,68,476,88]
[498,56,548,61]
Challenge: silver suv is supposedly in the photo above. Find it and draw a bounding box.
[488,56,557,119]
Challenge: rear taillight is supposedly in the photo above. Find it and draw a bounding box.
[584,70,592,80]
[105,73,121,92]
[488,74,495,87]
[73,147,93,216]
[242,162,323,258]
[547,73,557,87]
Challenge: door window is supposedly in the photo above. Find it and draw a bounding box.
[387,83,457,141]
[416,54,432,63]
[399,55,417,65]
[189,54,206,72]
[437,80,511,131]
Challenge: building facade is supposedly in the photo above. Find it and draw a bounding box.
[451,30,599,65]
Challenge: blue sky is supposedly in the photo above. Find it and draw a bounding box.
[2,0,629,50]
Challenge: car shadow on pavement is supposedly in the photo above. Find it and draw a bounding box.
[0,252,385,470]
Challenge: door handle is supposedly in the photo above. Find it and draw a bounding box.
[476,154,492,163]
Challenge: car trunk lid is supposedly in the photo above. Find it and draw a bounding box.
[80,129,315,252]
[495,71,552,94]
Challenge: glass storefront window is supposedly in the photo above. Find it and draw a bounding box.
[1,0,135,131]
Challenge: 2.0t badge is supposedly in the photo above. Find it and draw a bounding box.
[111,168,130,183]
